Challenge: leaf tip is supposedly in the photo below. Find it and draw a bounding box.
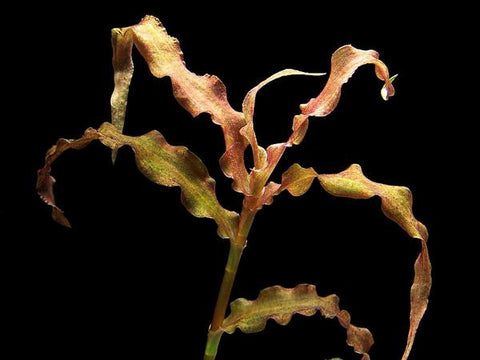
[381,73,398,101]
[111,149,118,165]
[52,207,72,228]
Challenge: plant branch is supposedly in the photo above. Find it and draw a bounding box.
[204,206,256,360]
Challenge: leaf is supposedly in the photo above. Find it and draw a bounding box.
[317,164,430,360]
[244,45,395,194]
[263,163,430,360]
[240,69,325,173]
[222,284,374,360]
[317,164,427,240]
[110,16,250,194]
[36,123,239,239]
[277,163,318,196]
[300,45,396,117]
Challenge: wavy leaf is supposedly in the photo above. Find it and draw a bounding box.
[263,163,430,360]
[300,45,396,117]
[245,45,395,195]
[317,164,430,360]
[110,16,250,193]
[36,122,239,239]
[241,69,325,173]
[223,284,373,360]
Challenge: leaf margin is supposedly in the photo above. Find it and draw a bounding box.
[222,283,374,360]
[262,162,431,360]
[36,122,239,239]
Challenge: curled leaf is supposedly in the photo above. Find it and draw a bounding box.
[244,45,395,194]
[36,123,239,239]
[300,45,396,117]
[318,164,430,360]
[264,163,430,360]
[222,284,373,359]
[110,16,250,193]
[241,69,324,171]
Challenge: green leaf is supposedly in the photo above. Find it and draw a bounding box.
[36,122,239,239]
[317,164,428,240]
[277,163,318,196]
[222,284,373,360]
[262,163,430,360]
[110,16,250,194]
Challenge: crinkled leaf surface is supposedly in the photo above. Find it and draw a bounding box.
[36,122,239,239]
[111,17,396,198]
[111,15,250,193]
[318,164,430,360]
[300,45,396,117]
[223,284,373,360]
[242,45,395,196]
[263,163,430,360]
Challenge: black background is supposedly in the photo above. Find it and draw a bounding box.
[5,2,458,360]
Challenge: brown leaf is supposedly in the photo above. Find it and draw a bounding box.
[36,123,239,239]
[222,284,373,359]
[110,16,251,193]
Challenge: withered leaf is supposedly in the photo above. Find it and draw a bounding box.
[222,284,373,360]
[111,16,250,194]
[265,163,430,360]
[36,122,239,239]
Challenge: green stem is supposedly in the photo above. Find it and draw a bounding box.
[203,207,256,360]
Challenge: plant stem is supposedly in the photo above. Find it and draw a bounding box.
[203,207,256,360]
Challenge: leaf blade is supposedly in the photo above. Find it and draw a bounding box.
[36,123,239,239]
[317,164,431,360]
[241,70,324,171]
[110,16,250,193]
[260,163,430,360]
[222,284,374,359]
[246,45,395,194]
[300,45,395,117]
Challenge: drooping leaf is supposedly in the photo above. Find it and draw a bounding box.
[222,284,373,360]
[300,45,396,117]
[244,45,395,193]
[240,69,325,175]
[110,16,250,193]
[262,163,430,360]
[36,122,239,239]
[317,164,430,360]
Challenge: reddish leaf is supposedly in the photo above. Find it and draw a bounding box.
[301,45,396,117]
[36,123,239,239]
[110,16,250,193]
[244,45,395,194]
[241,69,324,174]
